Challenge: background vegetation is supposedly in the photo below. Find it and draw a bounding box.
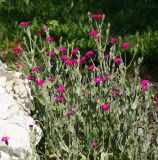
[0,0,158,78]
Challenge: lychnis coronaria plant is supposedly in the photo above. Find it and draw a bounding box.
[10,13,158,160]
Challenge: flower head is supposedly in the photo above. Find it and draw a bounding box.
[72,59,78,64]
[91,14,104,19]
[66,108,74,117]
[48,77,55,82]
[64,59,78,65]
[64,59,74,65]
[32,66,42,72]
[56,85,65,93]
[29,124,34,129]
[155,98,158,104]
[71,48,79,54]
[141,80,150,91]
[85,50,94,57]
[1,136,10,145]
[104,53,109,59]
[101,104,110,110]
[59,47,67,52]
[18,21,31,27]
[93,76,107,84]
[79,56,87,65]
[121,42,129,48]
[45,36,55,43]
[12,47,23,55]
[15,64,21,69]
[110,38,118,44]
[87,65,95,71]
[35,79,45,86]
[114,57,122,63]
[88,29,98,36]
[91,140,97,148]
[112,89,120,95]
[60,55,68,61]
[47,51,56,57]
[54,96,65,101]
[37,27,48,34]
[27,75,36,81]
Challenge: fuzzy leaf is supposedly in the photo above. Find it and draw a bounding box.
[59,141,69,153]
[79,153,87,160]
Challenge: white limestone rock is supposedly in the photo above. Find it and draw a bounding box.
[0,61,42,160]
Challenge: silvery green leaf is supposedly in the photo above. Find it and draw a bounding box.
[76,86,81,95]
[101,152,107,160]
[54,48,59,54]
[59,141,69,153]
[131,96,138,110]
[79,153,87,160]
[143,134,152,152]
[131,101,137,110]
[99,145,104,152]
[154,149,158,160]
[101,152,112,160]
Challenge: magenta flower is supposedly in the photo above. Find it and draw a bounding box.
[88,29,98,36]
[104,53,109,59]
[85,50,94,57]
[37,27,48,34]
[71,48,79,54]
[155,98,158,104]
[79,56,87,64]
[64,59,74,65]
[91,14,104,19]
[32,66,42,72]
[48,77,55,82]
[66,108,74,117]
[1,136,10,144]
[15,64,21,69]
[18,21,31,27]
[101,104,110,110]
[29,124,34,129]
[141,80,150,91]
[47,51,56,57]
[141,80,150,84]
[110,38,118,44]
[27,75,36,81]
[12,47,23,55]
[121,42,129,48]
[60,55,68,61]
[56,85,65,93]
[88,65,95,71]
[64,59,78,65]
[45,36,55,43]
[35,79,45,86]
[91,140,97,148]
[72,59,78,64]
[112,89,120,95]
[59,47,67,52]
[93,76,107,84]
[114,57,122,63]
[54,96,65,101]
